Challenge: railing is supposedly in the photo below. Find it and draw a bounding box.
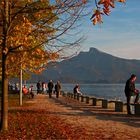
[61,91,140,116]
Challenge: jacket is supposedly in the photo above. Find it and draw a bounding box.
[125,78,135,96]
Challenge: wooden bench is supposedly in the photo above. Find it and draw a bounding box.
[23,91,34,99]
[8,90,19,94]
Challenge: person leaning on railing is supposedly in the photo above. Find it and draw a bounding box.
[73,84,82,96]
[124,74,139,115]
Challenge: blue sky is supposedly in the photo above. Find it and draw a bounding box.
[79,0,140,60]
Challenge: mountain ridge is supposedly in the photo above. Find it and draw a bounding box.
[30,48,140,83]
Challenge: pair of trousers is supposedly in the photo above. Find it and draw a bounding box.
[126,93,139,114]
[48,90,53,98]
[56,91,60,98]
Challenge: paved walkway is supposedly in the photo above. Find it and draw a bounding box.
[25,94,140,140]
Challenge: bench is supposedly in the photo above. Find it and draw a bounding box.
[8,90,19,94]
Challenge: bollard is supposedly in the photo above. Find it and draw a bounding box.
[74,93,76,99]
[102,99,108,108]
[92,97,97,106]
[115,101,123,112]
[67,92,70,97]
[68,93,71,97]
[135,104,140,116]
[71,93,74,98]
[62,92,66,97]
[81,96,84,102]
[77,94,80,101]
[86,96,89,104]
[79,95,82,101]
[70,93,73,98]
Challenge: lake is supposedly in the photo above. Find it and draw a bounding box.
[61,83,140,102]
[17,83,140,102]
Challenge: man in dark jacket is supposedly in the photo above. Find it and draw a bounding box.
[55,81,61,98]
[36,81,41,94]
[125,74,139,115]
[48,80,54,98]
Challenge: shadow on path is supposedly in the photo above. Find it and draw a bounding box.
[49,96,140,128]
[10,94,140,129]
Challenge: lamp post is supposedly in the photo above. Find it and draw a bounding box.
[19,65,23,106]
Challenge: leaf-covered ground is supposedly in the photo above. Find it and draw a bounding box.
[0,94,140,139]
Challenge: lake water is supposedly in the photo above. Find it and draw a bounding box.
[20,83,140,102]
[61,83,140,102]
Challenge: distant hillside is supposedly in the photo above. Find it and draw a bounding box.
[30,48,140,83]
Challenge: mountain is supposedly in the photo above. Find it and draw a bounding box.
[30,48,140,83]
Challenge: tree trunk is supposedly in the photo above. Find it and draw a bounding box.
[1,56,8,131]
[0,0,9,131]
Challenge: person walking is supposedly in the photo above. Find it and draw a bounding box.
[36,81,41,94]
[42,82,47,94]
[29,85,34,99]
[48,80,54,98]
[55,81,61,98]
[124,74,139,115]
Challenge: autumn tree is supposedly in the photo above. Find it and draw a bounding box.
[0,0,126,131]
[0,0,56,131]
[0,0,86,131]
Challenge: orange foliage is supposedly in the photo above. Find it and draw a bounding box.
[0,0,59,78]
[91,0,126,25]
[82,0,87,4]
[118,0,126,2]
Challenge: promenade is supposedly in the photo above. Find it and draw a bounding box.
[24,94,140,140]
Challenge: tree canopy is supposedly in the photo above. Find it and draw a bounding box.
[0,0,86,78]
[0,0,86,130]
[0,0,126,131]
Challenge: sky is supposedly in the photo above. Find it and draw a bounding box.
[78,0,140,60]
